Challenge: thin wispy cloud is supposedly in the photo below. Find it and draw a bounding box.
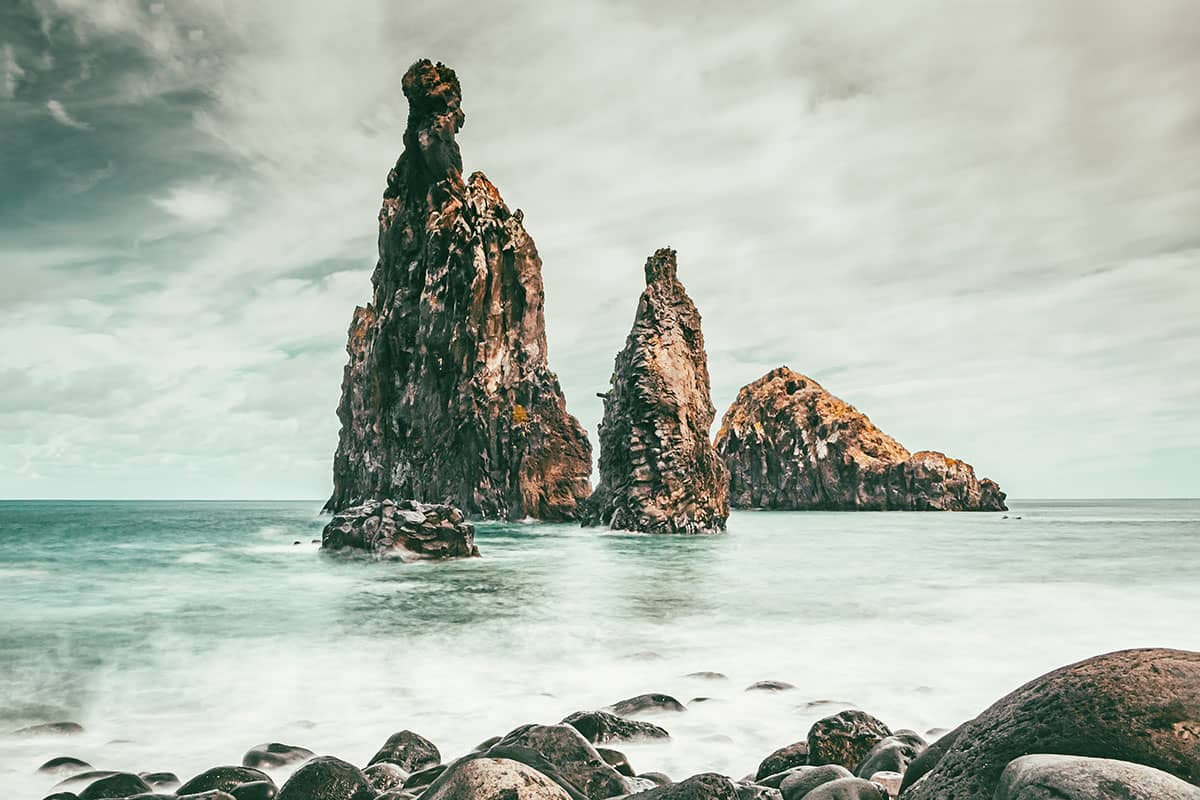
[45,98,90,129]
[0,0,1197,499]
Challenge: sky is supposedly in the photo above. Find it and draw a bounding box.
[1,0,1198,500]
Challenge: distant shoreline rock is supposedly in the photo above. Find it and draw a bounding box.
[322,498,479,560]
[715,367,1006,511]
[582,248,729,534]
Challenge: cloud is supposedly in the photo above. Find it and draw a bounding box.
[1,43,25,98]
[151,183,233,225]
[45,98,90,128]
[2,0,1198,499]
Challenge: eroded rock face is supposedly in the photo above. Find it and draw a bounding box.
[582,248,729,533]
[715,367,1006,511]
[902,648,1200,799]
[995,755,1200,800]
[321,499,478,560]
[326,59,591,521]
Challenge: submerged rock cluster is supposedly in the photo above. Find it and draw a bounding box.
[28,649,1200,800]
[325,59,592,524]
[582,249,729,533]
[321,498,479,560]
[715,367,1006,512]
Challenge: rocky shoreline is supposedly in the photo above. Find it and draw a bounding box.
[21,648,1200,800]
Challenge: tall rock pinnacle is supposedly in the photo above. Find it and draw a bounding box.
[326,59,592,520]
[582,248,730,533]
[715,367,1007,511]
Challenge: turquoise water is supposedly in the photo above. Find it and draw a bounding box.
[2,500,1199,797]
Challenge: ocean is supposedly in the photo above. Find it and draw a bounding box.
[2,499,1198,797]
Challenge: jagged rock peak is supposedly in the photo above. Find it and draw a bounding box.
[582,247,730,533]
[326,58,593,521]
[715,366,1006,511]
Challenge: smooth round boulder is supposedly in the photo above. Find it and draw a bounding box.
[779,766,853,800]
[736,782,783,800]
[865,772,899,799]
[684,672,728,681]
[14,721,85,737]
[242,743,315,769]
[853,736,922,778]
[627,773,738,800]
[806,711,891,771]
[756,742,809,780]
[404,764,448,790]
[746,682,796,693]
[55,771,118,791]
[178,767,273,796]
[563,710,670,743]
[277,756,374,800]
[368,730,441,772]
[77,773,152,800]
[230,780,278,800]
[40,757,93,776]
[597,747,635,778]
[639,772,673,787]
[42,793,80,800]
[995,754,1200,800]
[756,768,807,790]
[799,778,883,800]
[495,724,630,800]
[364,762,409,793]
[421,757,573,800]
[176,792,236,800]
[902,649,1200,799]
[139,773,180,790]
[606,694,686,716]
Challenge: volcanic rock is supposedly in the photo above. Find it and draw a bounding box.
[628,773,740,800]
[901,648,1200,799]
[806,711,892,771]
[277,757,374,800]
[582,248,728,533]
[756,742,809,780]
[994,754,1200,800]
[325,59,591,521]
[368,729,442,772]
[715,367,1005,511]
[76,772,151,800]
[321,499,478,559]
[562,710,670,743]
[177,767,273,797]
[422,758,574,800]
[492,724,631,800]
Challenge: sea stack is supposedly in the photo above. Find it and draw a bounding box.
[715,367,1006,511]
[582,248,730,533]
[325,60,592,521]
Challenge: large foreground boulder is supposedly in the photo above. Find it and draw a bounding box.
[715,367,1005,511]
[994,754,1200,800]
[325,59,592,522]
[581,248,730,533]
[902,648,1200,799]
[423,758,573,800]
[322,499,479,560]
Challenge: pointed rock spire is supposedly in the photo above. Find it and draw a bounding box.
[582,248,730,533]
[326,59,592,520]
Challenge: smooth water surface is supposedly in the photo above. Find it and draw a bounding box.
[2,500,1198,797]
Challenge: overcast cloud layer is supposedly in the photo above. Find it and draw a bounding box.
[2,0,1197,499]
